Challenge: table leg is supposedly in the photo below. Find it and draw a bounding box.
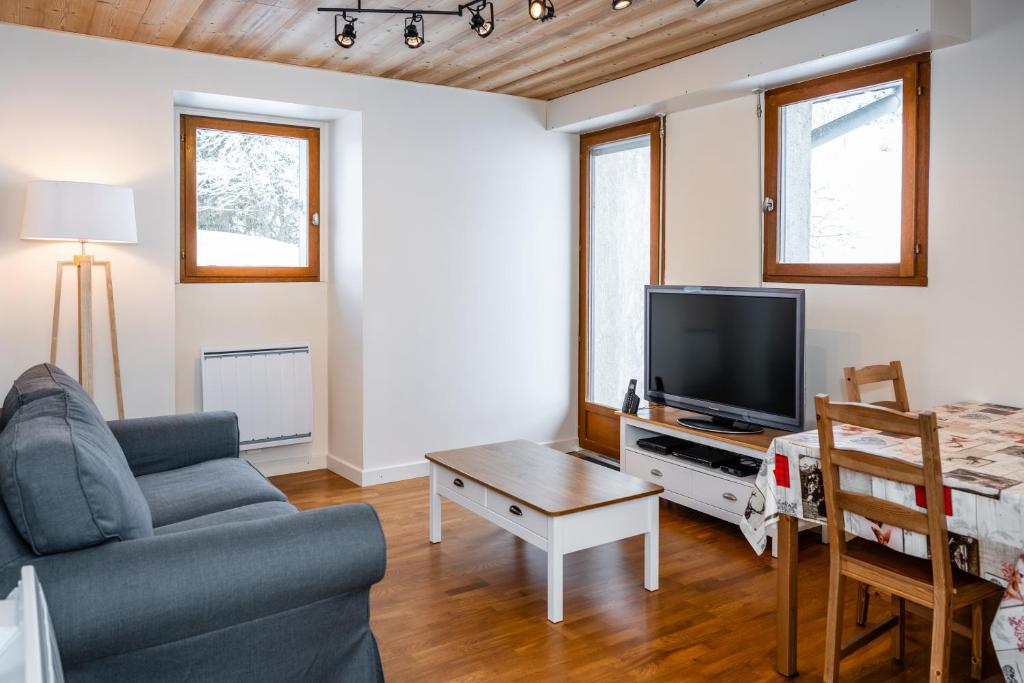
[429,463,441,544]
[547,516,563,623]
[776,514,799,677]
[644,497,659,591]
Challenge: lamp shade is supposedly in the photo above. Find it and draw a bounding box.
[21,180,137,244]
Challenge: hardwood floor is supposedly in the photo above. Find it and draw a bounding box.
[271,469,984,682]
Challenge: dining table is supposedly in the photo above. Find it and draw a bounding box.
[739,401,1024,679]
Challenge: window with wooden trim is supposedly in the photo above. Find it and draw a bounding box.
[579,118,663,458]
[180,115,320,283]
[763,54,930,286]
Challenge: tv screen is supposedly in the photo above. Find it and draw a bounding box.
[645,286,804,432]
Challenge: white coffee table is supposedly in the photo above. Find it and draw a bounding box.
[425,440,664,623]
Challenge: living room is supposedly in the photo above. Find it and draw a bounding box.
[0,0,1021,680]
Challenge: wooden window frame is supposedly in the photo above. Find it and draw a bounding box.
[578,118,664,459]
[763,54,930,287]
[180,115,321,283]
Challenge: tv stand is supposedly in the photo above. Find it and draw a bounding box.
[619,406,793,557]
[676,415,764,435]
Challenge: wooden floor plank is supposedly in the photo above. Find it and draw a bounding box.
[270,469,985,681]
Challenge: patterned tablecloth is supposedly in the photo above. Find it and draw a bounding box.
[738,401,1024,679]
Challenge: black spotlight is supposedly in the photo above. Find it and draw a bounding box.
[335,13,357,48]
[612,0,631,9]
[693,0,708,6]
[528,0,554,21]
[469,1,494,37]
[404,14,424,48]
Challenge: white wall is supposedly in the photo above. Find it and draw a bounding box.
[663,0,1024,422]
[0,24,577,480]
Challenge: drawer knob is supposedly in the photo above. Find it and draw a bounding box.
[650,469,663,477]
[721,492,738,502]
[453,478,465,488]
[508,505,523,516]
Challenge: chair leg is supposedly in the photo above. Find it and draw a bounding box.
[856,583,870,626]
[970,602,983,680]
[930,599,952,683]
[891,595,905,663]
[824,562,846,682]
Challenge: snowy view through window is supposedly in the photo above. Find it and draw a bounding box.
[780,80,903,263]
[588,137,650,409]
[195,128,309,267]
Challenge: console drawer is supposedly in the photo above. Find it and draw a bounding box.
[622,448,689,497]
[689,470,752,517]
[486,490,548,539]
[436,465,486,506]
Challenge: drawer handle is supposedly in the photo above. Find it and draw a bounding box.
[721,492,738,502]
[508,505,524,517]
[453,478,464,488]
[650,469,663,477]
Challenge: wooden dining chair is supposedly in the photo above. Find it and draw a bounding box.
[843,360,911,412]
[843,360,912,626]
[815,395,1003,682]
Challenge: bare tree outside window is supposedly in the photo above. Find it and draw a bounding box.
[195,129,309,267]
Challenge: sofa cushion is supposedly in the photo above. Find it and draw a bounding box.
[1,363,65,431]
[153,500,298,536]
[0,365,154,555]
[137,459,287,527]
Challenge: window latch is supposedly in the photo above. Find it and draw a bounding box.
[311,212,320,227]
[762,197,775,213]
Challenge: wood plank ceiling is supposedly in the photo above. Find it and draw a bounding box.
[1,0,852,100]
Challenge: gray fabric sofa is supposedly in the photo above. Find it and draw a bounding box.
[0,364,386,682]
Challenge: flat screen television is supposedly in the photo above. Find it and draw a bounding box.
[644,285,805,434]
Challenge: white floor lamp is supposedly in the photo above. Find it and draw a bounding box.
[21,180,137,419]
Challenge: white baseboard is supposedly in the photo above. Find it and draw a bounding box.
[245,451,324,478]
[326,437,579,487]
[326,454,429,486]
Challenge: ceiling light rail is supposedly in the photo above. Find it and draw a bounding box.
[319,0,497,49]
[321,0,706,49]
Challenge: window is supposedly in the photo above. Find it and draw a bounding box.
[763,54,929,286]
[180,115,320,282]
[579,118,662,457]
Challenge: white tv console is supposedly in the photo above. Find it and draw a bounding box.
[619,406,785,558]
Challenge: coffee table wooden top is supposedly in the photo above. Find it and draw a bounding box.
[425,440,663,516]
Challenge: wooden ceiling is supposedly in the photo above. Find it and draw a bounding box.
[1,0,852,100]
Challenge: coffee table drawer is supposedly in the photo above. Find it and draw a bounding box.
[486,490,548,539]
[437,466,486,505]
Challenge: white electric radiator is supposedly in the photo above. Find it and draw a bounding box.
[201,344,313,451]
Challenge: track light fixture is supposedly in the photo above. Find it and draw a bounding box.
[528,0,552,21]
[611,0,631,9]
[468,1,494,37]
[334,12,357,48]
[320,0,565,49]
[693,0,708,6]
[528,0,555,22]
[404,13,424,48]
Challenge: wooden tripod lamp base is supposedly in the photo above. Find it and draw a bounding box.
[21,180,137,421]
[49,252,126,419]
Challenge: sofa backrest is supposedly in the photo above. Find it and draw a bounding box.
[0,364,153,555]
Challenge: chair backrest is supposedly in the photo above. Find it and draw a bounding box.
[814,394,952,597]
[842,360,911,412]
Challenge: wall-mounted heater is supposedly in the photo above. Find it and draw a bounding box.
[201,344,313,451]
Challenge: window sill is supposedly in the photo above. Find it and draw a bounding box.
[762,274,927,287]
[179,275,321,284]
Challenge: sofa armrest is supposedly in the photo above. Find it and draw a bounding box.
[107,411,240,476]
[23,503,386,667]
